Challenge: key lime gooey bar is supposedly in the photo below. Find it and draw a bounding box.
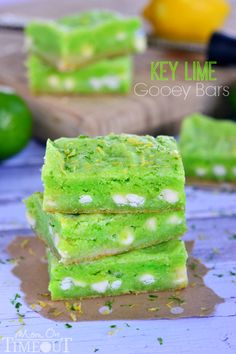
[42,134,185,214]
[25,10,146,71]
[27,55,132,94]
[25,193,186,264]
[26,133,188,300]
[179,113,236,182]
[48,240,188,300]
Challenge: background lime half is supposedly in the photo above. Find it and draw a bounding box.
[0,89,32,160]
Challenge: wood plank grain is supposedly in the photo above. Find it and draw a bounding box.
[0,1,235,139]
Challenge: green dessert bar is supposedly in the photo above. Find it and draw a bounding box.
[25,192,186,264]
[27,55,132,94]
[48,239,188,299]
[179,113,236,182]
[42,134,186,214]
[25,10,146,71]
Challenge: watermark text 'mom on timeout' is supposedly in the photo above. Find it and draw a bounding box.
[2,328,72,353]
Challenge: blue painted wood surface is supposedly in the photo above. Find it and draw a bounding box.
[0,140,236,354]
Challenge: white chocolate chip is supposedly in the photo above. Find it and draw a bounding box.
[171,149,180,157]
[134,30,146,52]
[48,225,54,235]
[25,36,33,50]
[167,215,183,225]
[170,306,184,315]
[81,44,94,58]
[173,266,188,285]
[50,229,69,260]
[90,78,102,90]
[91,280,109,293]
[64,78,75,91]
[195,167,207,177]
[116,32,127,41]
[145,217,157,231]
[120,231,134,245]
[213,165,226,177]
[45,199,57,208]
[139,274,155,285]
[113,194,145,207]
[53,233,60,248]
[110,280,122,290]
[60,277,74,290]
[126,194,145,207]
[158,189,179,204]
[58,250,69,260]
[90,76,120,90]
[60,277,86,290]
[99,306,112,315]
[26,212,36,228]
[112,194,127,206]
[103,76,120,89]
[48,226,60,248]
[79,195,93,204]
[48,75,60,88]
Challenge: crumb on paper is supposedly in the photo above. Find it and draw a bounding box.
[65,302,82,313]
[190,282,196,287]
[148,294,159,301]
[147,307,160,312]
[168,294,185,306]
[38,300,47,308]
[28,248,36,256]
[105,299,114,310]
[20,240,29,249]
[120,303,137,308]
[30,303,41,312]
[69,312,77,322]
[166,301,174,309]
[49,308,63,317]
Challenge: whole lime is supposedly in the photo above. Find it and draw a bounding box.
[0,89,32,160]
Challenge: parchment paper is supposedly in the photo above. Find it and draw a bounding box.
[8,237,223,322]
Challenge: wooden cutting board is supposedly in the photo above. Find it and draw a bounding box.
[0,0,236,140]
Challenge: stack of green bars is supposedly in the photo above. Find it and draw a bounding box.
[25,134,188,300]
[25,10,147,94]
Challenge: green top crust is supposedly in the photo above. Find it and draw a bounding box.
[44,134,183,174]
[58,11,122,29]
[26,10,146,70]
[179,113,236,181]
[42,134,185,213]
